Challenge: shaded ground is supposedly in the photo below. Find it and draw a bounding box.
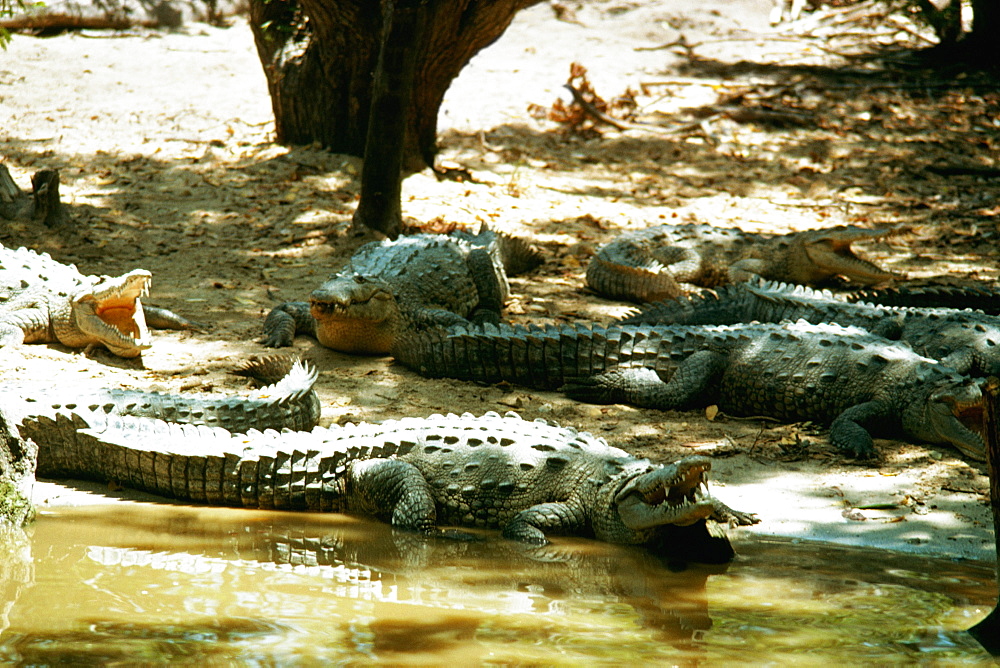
[1,0,998,559]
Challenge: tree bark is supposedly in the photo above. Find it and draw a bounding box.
[248,0,543,173]
[963,0,1000,61]
[351,0,426,238]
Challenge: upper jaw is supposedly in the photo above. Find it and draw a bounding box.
[310,276,396,321]
[805,243,900,284]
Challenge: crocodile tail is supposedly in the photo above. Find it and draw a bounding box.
[845,283,1000,315]
[395,323,575,389]
[496,233,544,275]
[232,354,298,386]
[23,411,354,511]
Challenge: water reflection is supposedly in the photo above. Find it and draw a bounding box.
[0,502,995,664]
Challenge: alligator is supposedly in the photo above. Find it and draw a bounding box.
[261,227,541,355]
[0,244,200,357]
[20,409,757,546]
[585,223,904,303]
[2,356,321,433]
[395,321,985,460]
[617,279,1000,377]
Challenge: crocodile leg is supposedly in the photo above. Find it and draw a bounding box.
[0,304,49,346]
[563,350,727,409]
[502,501,589,545]
[464,246,505,325]
[828,400,888,458]
[261,301,315,347]
[347,458,445,536]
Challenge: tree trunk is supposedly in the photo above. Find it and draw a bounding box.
[351,0,426,238]
[969,377,1000,655]
[963,0,1000,61]
[248,0,543,173]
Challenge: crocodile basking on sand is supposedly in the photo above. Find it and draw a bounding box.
[2,356,321,433]
[844,282,1000,315]
[618,279,1000,377]
[1,243,201,358]
[20,409,757,547]
[586,223,904,303]
[395,321,985,460]
[262,227,540,355]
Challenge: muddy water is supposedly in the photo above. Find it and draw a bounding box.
[0,500,996,665]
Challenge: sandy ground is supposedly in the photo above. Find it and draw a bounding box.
[2,0,998,561]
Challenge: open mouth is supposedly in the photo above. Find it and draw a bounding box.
[75,270,152,356]
[614,456,715,529]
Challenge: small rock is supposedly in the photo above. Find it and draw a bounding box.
[498,395,523,409]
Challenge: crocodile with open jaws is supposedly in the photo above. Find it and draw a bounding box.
[261,227,540,355]
[20,409,757,546]
[586,223,904,303]
[0,243,200,358]
[617,279,1000,377]
[395,321,985,460]
[2,356,321,433]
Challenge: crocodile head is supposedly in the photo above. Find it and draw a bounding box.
[780,224,905,286]
[309,274,403,355]
[595,456,753,544]
[66,269,152,358]
[903,374,985,461]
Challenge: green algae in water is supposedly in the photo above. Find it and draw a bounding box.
[0,479,33,527]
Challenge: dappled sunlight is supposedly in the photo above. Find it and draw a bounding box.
[2,0,998,660]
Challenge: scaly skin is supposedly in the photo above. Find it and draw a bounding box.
[21,410,757,547]
[1,252,152,357]
[0,244,203,357]
[395,321,985,460]
[261,228,538,355]
[618,279,1000,376]
[3,358,320,433]
[844,282,1000,316]
[586,223,904,303]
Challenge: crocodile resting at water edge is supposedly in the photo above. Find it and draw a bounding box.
[20,409,758,548]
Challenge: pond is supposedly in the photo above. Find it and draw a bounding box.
[0,501,996,665]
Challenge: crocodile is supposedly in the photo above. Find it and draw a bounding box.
[395,321,985,460]
[617,279,1000,377]
[844,282,1000,316]
[261,227,541,355]
[0,244,200,357]
[585,223,904,303]
[21,409,757,546]
[2,356,321,433]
